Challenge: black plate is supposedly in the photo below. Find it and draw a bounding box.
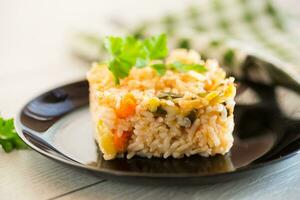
[15,80,300,184]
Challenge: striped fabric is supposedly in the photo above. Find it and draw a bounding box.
[74,0,300,92]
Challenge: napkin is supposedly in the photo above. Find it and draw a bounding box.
[73,0,300,93]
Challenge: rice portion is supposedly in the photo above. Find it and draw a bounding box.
[87,49,236,160]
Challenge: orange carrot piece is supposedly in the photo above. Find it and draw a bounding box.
[113,131,132,152]
[116,93,136,118]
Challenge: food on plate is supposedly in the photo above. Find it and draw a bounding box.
[87,34,236,160]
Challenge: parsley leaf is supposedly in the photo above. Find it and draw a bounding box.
[103,34,205,83]
[118,36,146,65]
[151,64,167,76]
[171,61,207,73]
[104,34,168,83]
[135,57,148,68]
[104,36,146,83]
[0,117,27,153]
[108,59,131,84]
[103,36,123,55]
[143,34,168,59]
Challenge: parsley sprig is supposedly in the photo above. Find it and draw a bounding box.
[103,34,206,83]
[0,117,27,152]
[104,34,168,83]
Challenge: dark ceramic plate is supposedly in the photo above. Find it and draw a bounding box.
[15,80,300,184]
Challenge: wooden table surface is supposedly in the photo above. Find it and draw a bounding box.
[1,0,300,199]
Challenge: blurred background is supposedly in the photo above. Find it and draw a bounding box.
[0,0,299,116]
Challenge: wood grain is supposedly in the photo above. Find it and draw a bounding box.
[0,150,102,200]
[55,154,300,200]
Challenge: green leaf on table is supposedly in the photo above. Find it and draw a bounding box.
[0,117,27,153]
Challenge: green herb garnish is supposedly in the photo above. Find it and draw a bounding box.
[143,34,168,60]
[170,61,207,73]
[0,117,27,152]
[151,64,167,76]
[103,34,207,83]
[104,34,168,83]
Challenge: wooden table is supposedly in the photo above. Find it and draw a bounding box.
[1,0,300,199]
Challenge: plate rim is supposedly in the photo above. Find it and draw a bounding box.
[14,80,300,179]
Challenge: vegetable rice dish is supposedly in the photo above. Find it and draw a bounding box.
[87,34,236,160]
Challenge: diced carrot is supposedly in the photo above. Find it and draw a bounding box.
[115,93,136,118]
[113,131,132,152]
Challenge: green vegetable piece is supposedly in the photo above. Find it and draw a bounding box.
[153,106,167,117]
[151,64,167,76]
[1,140,13,152]
[157,91,183,99]
[14,137,28,149]
[171,61,207,73]
[186,109,197,124]
[0,117,27,153]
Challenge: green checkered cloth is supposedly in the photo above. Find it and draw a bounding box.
[73,0,300,93]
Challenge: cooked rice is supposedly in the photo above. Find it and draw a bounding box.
[87,49,236,160]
